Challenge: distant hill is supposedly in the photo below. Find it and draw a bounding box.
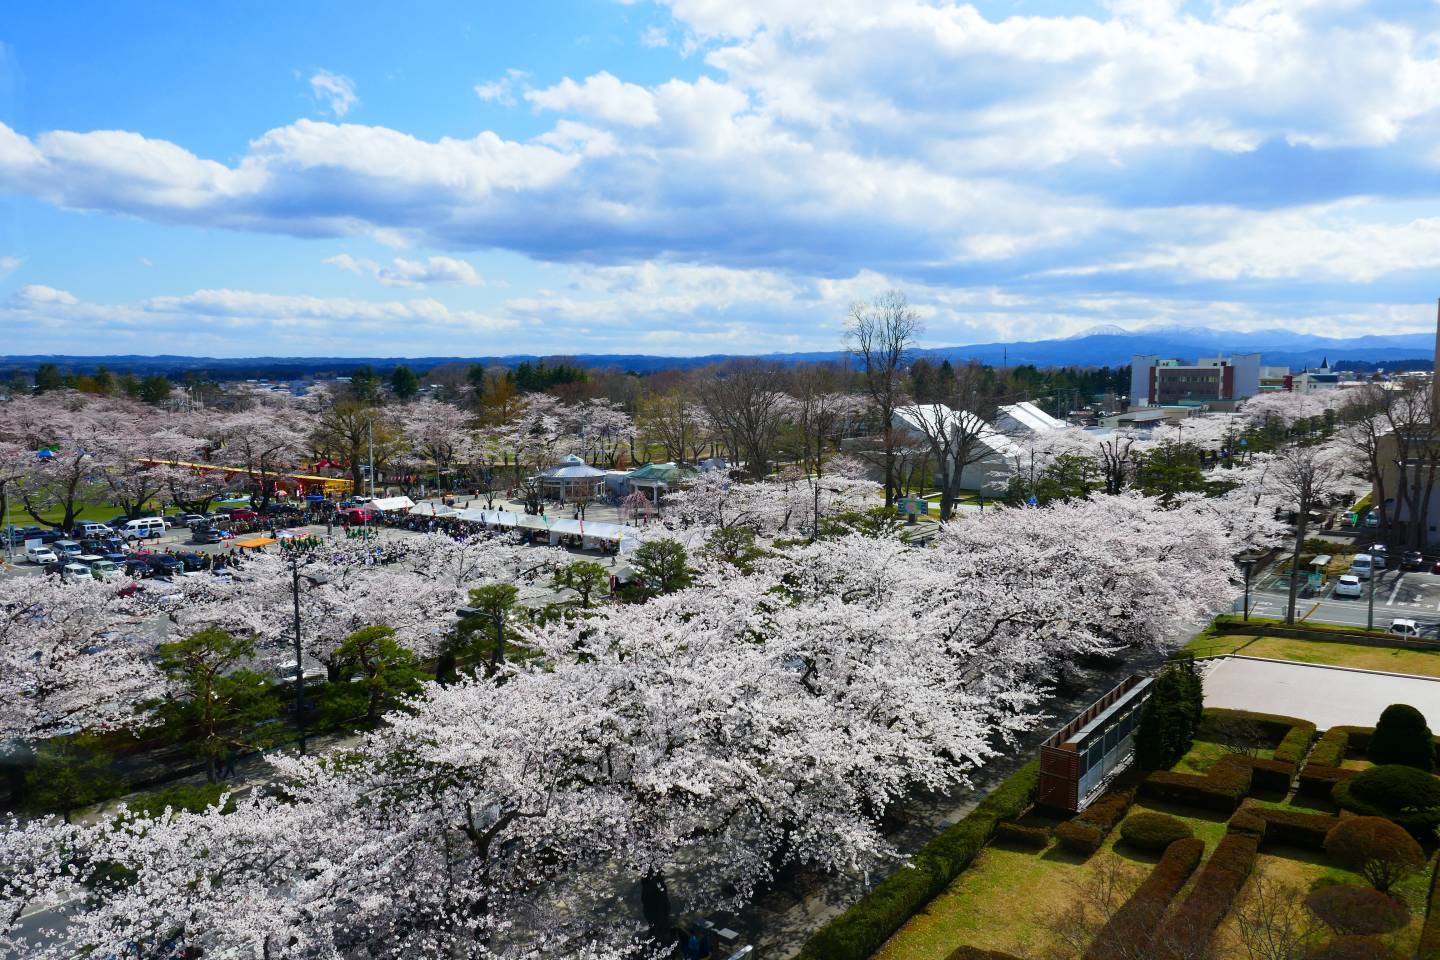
[0,325,1431,378]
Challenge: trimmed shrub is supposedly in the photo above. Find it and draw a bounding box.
[794,761,1039,960]
[1332,764,1440,835]
[1304,884,1409,935]
[1153,832,1260,960]
[1119,812,1192,852]
[1304,936,1398,960]
[1055,820,1104,856]
[1242,756,1297,792]
[1309,727,1352,768]
[1142,754,1252,813]
[1324,816,1426,892]
[993,821,1049,849]
[1299,762,1357,800]
[1251,808,1339,852]
[945,949,1023,960]
[1083,837,1203,960]
[1227,810,1267,837]
[1369,703,1435,771]
[1274,720,1318,764]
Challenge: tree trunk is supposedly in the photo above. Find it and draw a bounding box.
[1284,505,1309,625]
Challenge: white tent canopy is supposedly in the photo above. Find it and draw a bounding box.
[453,508,641,549]
[371,495,416,512]
[408,502,458,517]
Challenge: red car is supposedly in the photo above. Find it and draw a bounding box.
[228,508,259,522]
[340,506,376,523]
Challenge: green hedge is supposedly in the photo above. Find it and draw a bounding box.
[793,761,1040,960]
[1252,808,1339,852]
[1083,837,1203,960]
[1202,707,1315,762]
[945,948,1024,960]
[1119,812,1192,852]
[1308,727,1354,768]
[1333,764,1440,835]
[1153,832,1260,960]
[1243,757,1297,793]
[1142,754,1253,813]
[1298,763,1357,800]
[1227,810,1267,837]
[993,821,1049,849]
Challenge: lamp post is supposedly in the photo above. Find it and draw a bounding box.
[281,535,321,755]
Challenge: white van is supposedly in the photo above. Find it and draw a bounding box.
[122,517,167,539]
[1349,554,1374,580]
[75,521,111,538]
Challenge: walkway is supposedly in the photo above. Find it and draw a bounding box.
[1202,655,1440,729]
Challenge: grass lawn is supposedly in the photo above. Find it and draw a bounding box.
[1173,739,1276,776]
[1213,851,1431,958]
[1182,633,1440,678]
[872,799,1233,960]
[4,500,147,528]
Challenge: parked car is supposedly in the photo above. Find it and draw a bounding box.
[74,521,112,539]
[122,517,168,540]
[26,545,59,565]
[90,559,120,581]
[1369,544,1390,569]
[1388,618,1423,638]
[53,539,83,558]
[1365,510,1380,528]
[76,553,105,567]
[175,552,207,572]
[173,513,208,528]
[101,549,128,564]
[61,562,90,578]
[1333,574,1364,598]
[192,526,227,544]
[1403,549,1427,571]
[146,555,183,577]
[1349,554,1374,580]
[105,515,132,528]
[123,557,153,578]
[227,508,260,523]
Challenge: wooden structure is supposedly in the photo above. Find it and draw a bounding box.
[1037,674,1153,812]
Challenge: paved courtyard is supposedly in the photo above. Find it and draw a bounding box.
[1203,655,1440,729]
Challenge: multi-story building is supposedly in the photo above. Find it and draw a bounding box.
[1129,354,1262,407]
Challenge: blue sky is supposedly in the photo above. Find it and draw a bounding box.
[2,0,1439,358]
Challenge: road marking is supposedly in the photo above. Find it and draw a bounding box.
[1387,575,1403,605]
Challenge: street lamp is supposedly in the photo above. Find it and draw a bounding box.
[281,534,323,755]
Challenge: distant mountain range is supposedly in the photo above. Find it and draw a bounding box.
[0,325,1432,378]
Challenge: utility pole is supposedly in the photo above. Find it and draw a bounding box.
[1241,557,1254,622]
[1367,564,1377,632]
[367,417,376,501]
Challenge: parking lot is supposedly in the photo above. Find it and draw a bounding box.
[1249,565,1440,631]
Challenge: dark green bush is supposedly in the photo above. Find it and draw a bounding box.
[1325,816,1426,892]
[945,949,1023,960]
[794,761,1039,960]
[1119,812,1192,852]
[1083,837,1203,960]
[1308,727,1352,768]
[1332,764,1440,834]
[1369,703,1435,771]
[1137,660,1204,771]
[1304,884,1409,935]
[124,783,233,819]
[993,821,1049,849]
[1227,810,1267,837]
[1153,832,1259,960]
[1244,756,1297,792]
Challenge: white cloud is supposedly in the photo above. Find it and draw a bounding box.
[324,253,484,287]
[309,69,358,117]
[474,68,527,107]
[640,26,669,48]
[526,72,660,126]
[14,284,76,305]
[0,255,19,274]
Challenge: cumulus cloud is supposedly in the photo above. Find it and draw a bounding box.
[324,253,484,287]
[1,0,1439,350]
[309,69,359,117]
[0,255,19,274]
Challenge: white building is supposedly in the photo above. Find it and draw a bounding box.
[995,401,1068,436]
[892,405,1019,492]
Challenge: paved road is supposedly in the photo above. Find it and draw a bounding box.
[1248,567,1440,632]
